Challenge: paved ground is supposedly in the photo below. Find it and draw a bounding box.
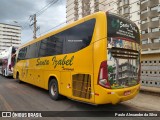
[140,86,160,96]
[0,75,159,120]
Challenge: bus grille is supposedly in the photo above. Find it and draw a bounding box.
[72,74,91,99]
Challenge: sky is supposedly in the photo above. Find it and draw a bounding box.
[0,0,66,44]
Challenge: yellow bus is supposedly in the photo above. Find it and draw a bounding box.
[13,11,141,105]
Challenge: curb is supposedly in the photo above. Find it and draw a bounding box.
[140,86,160,96]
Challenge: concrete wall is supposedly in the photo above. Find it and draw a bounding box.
[141,54,160,87]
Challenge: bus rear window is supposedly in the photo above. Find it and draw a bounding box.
[107,13,140,43]
[106,13,140,89]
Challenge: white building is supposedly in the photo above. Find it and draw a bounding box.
[139,0,160,88]
[0,23,21,52]
[67,0,106,23]
[104,0,140,28]
[66,0,140,28]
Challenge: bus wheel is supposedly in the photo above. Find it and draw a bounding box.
[16,72,23,83]
[3,70,5,76]
[49,79,61,100]
[2,70,4,76]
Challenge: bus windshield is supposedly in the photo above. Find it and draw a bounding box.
[107,13,140,89]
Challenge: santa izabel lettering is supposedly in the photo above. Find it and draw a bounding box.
[52,55,74,68]
[36,58,49,66]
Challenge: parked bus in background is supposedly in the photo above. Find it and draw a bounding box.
[0,56,2,74]
[0,46,17,77]
[13,11,141,105]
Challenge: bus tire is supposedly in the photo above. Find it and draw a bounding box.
[49,79,62,100]
[2,70,5,76]
[16,72,23,84]
[3,70,6,77]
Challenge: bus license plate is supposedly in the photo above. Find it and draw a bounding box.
[124,91,131,96]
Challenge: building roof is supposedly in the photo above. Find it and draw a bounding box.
[0,23,21,28]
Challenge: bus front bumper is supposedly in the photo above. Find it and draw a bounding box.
[94,84,140,105]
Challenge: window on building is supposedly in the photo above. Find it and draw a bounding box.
[141,19,147,24]
[152,38,160,43]
[151,17,159,21]
[124,0,129,4]
[118,0,122,5]
[150,5,158,11]
[142,39,148,44]
[124,7,129,14]
[151,28,159,32]
[141,29,148,34]
[119,9,122,14]
[94,0,99,2]
[141,9,147,14]
[141,0,148,4]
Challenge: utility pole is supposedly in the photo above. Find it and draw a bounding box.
[33,14,37,39]
[30,14,39,39]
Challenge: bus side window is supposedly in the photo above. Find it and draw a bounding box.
[36,42,41,57]
[17,47,27,61]
[38,39,49,57]
[25,43,38,59]
[11,53,16,66]
[36,19,95,57]
[17,50,22,61]
[64,19,96,54]
[38,33,64,57]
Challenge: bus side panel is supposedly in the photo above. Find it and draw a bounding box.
[34,67,44,88]
[42,44,94,103]
[34,58,46,88]
[92,14,107,104]
[24,59,35,85]
[92,12,107,89]
[93,38,107,83]
[69,44,94,103]
[60,71,71,97]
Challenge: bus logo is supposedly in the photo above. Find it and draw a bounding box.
[111,19,120,30]
[52,55,74,68]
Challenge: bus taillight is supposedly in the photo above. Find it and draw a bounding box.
[98,61,111,89]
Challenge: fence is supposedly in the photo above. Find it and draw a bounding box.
[141,60,160,87]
